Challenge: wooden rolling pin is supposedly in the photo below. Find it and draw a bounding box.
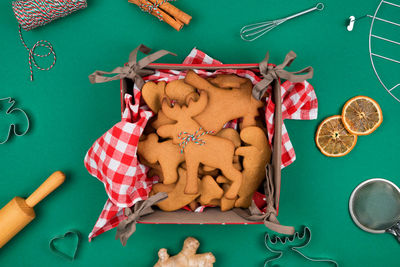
[0,171,65,248]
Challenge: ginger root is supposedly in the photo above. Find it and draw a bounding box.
[154,237,215,267]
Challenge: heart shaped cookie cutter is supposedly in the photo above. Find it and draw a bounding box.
[49,230,81,261]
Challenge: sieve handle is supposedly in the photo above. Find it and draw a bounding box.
[386,222,400,243]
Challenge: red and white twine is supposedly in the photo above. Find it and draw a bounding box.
[17,26,56,81]
[12,0,87,31]
[12,0,87,80]
[139,0,175,21]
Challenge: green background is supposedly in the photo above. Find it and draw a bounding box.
[0,0,399,266]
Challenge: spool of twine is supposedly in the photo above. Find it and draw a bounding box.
[11,0,87,80]
[12,0,87,31]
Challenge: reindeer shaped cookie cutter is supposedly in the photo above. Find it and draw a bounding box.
[264,227,338,266]
[157,91,242,199]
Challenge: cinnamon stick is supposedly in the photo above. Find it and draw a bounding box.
[129,0,183,31]
[148,0,192,25]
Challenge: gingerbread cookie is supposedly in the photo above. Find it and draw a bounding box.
[151,181,175,194]
[142,81,166,113]
[184,71,264,132]
[138,133,185,184]
[152,110,176,130]
[213,176,236,211]
[152,83,199,130]
[234,126,271,208]
[165,79,197,105]
[152,169,224,211]
[208,74,249,89]
[157,91,242,199]
[198,175,224,205]
[180,116,242,175]
[216,175,230,184]
[152,168,200,211]
[199,165,220,177]
[146,162,165,182]
[205,199,221,207]
[216,128,241,147]
[216,128,242,170]
[220,183,237,212]
[180,162,220,177]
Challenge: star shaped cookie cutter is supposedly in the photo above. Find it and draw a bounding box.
[0,97,30,144]
[264,226,339,266]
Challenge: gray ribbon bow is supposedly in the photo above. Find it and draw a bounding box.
[252,51,314,100]
[88,44,176,88]
[234,51,313,235]
[115,192,168,246]
[233,164,295,235]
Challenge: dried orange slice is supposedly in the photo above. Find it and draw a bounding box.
[342,96,383,135]
[315,115,357,157]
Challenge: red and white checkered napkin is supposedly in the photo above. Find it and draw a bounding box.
[85,48,318,241]
[265,80,318,168]
[85,89,157,240]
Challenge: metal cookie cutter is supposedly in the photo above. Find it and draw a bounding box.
[49,230,81,261]
[264,227,338,266]
[0,97,30,144]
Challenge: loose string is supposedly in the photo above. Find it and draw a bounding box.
[12,0,87,80]
[178,127,215,153]
[18,25,56,81]
[139,0,175,21]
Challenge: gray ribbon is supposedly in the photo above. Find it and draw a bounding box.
[233,164,295,235]
[115,192,168,246]
[261,164,294,235]
[234,51,314,235]
[88,44,176,89]
[252,51,314,100]
[233,201,294,235]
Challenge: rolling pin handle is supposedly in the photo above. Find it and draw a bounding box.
[25,171,66,208]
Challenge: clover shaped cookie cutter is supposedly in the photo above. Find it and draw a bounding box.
[264,227,339,267]
[0,97,30,144]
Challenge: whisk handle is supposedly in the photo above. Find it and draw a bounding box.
[283,3,324,22]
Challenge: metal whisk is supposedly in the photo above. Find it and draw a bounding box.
[240,3,324,42]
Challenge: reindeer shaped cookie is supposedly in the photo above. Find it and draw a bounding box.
[138,133,185,184]
[184,71,264,133]
[157,91,242,199]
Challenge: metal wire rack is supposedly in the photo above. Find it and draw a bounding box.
[369,0,400,102]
